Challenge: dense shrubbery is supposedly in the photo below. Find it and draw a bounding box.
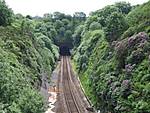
[1,0,150,112]
[122,1,150,39]
[0,27,45,112]
[0,4,59,112]
[41,12,86,48]
[74,1,150,113]
[0,0,13,26]
[0,1,86,111]
[0,17,60,112]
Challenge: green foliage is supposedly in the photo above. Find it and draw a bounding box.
[86,2,130,42]
[0,0,13,26]
[0,12,59,112]
[92,5,119,22]
[127,1,150,26]
[72,25,84,47]
[1,0,150,113]
[47,12,87,48]
[115,2,132,14]
[74,30,105,72]
[43,13,53,22]
[73,12,86,21]
[75,31,150,113]
[0,43,45,113]
[122,21,150,40]
[73,1,150,113]
[105,12,128,42]
[89,22,101,31]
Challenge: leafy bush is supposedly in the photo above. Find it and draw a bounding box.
[0,0,13,26]
[126,1,150,26]
[105,12,128,42]
[89,22,101,31]
[0,19,58,112]
[73,1,150,113]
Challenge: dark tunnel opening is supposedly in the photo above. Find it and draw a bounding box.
[59,45,71,56]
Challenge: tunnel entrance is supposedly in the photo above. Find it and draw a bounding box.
[59,45,71,56]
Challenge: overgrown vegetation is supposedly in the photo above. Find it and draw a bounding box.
[0,0,13,26]
[1,0,150,112]
[41,12,86,48]
[74,1,150,113]
[0,1,59,112]
[0,0,86,112]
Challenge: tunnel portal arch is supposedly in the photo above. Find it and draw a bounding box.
[59,43,71,56]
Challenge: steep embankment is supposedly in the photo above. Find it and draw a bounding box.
[0,1,86,112]
[0,3,59,111]
[74,1,150,113]
[0,25,59,113]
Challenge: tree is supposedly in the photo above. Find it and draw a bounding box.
[64,30,72,40]
[0,0,13,26]
[105,12,128,42]
[62,19,70,26]
[54,20,63,29]
[59,27,65,37]
[65,14,72,21]
[97,5,119,27]
[73,12,86,21]
[26,15,32,19]
[73,12,86,27]
[43,13,53,22]
[15,13,24,19]
[115,2,132,14]
[21,19,35,35]
[53,12,65,20]
[89,21,101,31]
[72,25,84,47]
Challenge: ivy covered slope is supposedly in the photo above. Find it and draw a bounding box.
[0,1,58,113]
[74,1,150,113]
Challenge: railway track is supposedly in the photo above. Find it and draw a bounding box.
[63,56,82,112]
[56,56,94,113]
